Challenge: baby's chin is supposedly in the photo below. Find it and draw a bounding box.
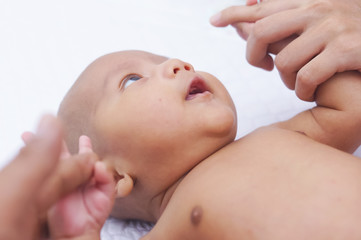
[213,111,237,139]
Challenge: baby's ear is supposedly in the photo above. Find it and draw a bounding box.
[115,173,134,198]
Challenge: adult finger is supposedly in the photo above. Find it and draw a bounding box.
[21,131,35,144]
[246,8,307,70]
[0,115,63,232]
[60,140,71,159]
[231,22,254,40]
[294,42,361,102]
[2,115,63,198]
[295,31,361,101]
[246,0,259,5]
[268,35,297,55]
[36,152,97,210]
[275,25,327,90]
[210,1,295,27]
[231,21,296,49]
[294,50,338,101]
[21,130,71,159]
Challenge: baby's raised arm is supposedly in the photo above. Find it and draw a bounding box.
[275,71,361,153]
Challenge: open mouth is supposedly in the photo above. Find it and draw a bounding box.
[186,77,210,100]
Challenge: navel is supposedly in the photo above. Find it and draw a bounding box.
[190,205,203,226]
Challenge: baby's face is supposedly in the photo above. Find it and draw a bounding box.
[88,50,237,195]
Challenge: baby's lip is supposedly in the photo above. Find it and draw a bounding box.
[185,76,211,100]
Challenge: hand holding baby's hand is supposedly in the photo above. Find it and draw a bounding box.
[0,116,97,240]
[211,0,361,101]
[47,136,115,240]
[21,132,115,240]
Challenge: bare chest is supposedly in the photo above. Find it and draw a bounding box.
[153,127,361,239]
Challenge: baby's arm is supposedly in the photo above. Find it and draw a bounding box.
[275,71,361,153]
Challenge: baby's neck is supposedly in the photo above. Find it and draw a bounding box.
[150,176,185,221]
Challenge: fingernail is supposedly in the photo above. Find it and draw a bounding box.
[36,115,55,138]
[210,12,221,24]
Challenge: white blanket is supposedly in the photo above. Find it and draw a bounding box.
[1,1,360,239]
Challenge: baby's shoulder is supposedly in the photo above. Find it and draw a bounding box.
[220,125,308,155]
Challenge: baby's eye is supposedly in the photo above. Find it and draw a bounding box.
[121,74,142,89]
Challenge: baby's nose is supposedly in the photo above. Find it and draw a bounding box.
[162,59,194,79]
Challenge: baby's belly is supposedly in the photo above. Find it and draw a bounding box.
[169,127,361,239]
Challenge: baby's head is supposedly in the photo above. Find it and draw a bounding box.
[58,50,237,222]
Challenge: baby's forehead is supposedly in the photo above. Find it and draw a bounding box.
[86,50,166,79]
[128,50,168,63]
[78,50,169,90]
[106,50,168,68]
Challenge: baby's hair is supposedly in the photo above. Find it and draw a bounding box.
[57,58,105,154]
[58,85,94,154]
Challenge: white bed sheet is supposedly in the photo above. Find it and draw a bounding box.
[1,1,360,239]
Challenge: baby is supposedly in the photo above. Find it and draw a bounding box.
[55,50,361,239]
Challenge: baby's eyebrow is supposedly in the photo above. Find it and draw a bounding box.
[103,60,135,88]
[104,54,167,88]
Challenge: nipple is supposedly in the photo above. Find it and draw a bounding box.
[190,206,203,226]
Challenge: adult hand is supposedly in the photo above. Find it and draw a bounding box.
[0,115,96,240]
[211,0,361,101]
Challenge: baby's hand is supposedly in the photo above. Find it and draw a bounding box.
[47,136,115,240]
[22,133,115,240]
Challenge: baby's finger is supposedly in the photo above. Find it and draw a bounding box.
[82,161,115,225]
[37,152,97,209]
[94,162,115,194]
[78,135,93,154]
